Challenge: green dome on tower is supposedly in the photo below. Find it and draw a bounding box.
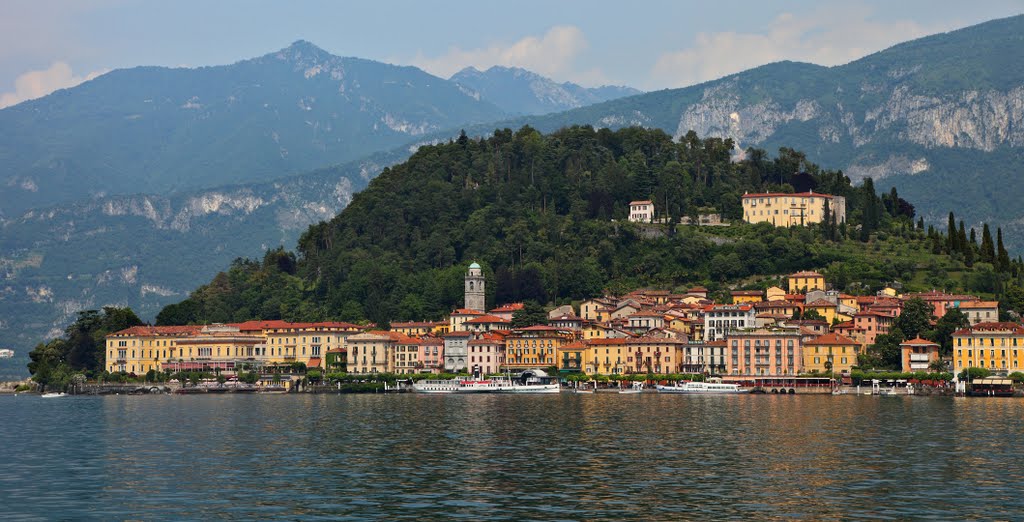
[469,262,481,270]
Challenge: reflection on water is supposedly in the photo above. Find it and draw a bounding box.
[1,394,1022,520]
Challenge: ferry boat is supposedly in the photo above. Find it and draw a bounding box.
[413,370,560,394]
[655,379,748,394]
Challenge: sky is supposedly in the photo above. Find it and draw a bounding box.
[1,0,1022,108]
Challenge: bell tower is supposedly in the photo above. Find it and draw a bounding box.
[465,262,485,312]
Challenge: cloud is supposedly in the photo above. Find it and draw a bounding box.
[651,5,948,89]
[408,25,603,83]
[0,62,108,109]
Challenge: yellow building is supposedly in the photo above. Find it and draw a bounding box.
[803,333,860,375]
[505,326,574,371]
[582,323,610,340]
[170,324,266,372]
[261,321,362,369]
[742,191,846,227]
[731,290,764,304]
[788,271,826,293]
[105,325,203,374]
[556,341,587,372]
[582,337,685,375]
[346,332,398,374]
[952,322,1024,376]
[765,286,787,302]
[391,321,437,336]
[803,299,850,325]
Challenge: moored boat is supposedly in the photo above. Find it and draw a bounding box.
[413,370,560,394]
[655,379,748,394]
[41,392,67,398]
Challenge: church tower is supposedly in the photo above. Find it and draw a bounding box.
[465,262,485,312]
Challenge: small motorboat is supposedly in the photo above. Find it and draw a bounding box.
[41,392,67,398]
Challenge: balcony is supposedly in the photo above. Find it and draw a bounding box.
[909,354,931,362]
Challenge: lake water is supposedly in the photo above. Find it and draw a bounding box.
[2,393,1022,520]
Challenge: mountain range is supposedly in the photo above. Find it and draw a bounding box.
[0,41,641,374]
[4,15,1024,376]
[466,15,1024,249]
[450,65,641,116]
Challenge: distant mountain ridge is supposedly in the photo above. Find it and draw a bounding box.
[451,65,641,116]
[0,40,505,216]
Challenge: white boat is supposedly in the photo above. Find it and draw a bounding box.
[655,380,749,394]
[41,392,67,398]
[413,370,560,394]
[573,387,595,394]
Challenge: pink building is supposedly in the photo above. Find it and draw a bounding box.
[417,339,444,374]
[853,311,896,345]
[726,328,803,376]
[903,290,979,318]
[468,339,505,376]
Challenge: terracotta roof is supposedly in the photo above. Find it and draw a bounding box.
[451,308,485,315]
[630,200,653,205]
[326,348,347,353]
[953,322,1024,336]
[233,320,294,331]
[805,299,837,308]
[789,271,824,278]
[743,192,835,199]
[444,331,473,337]
[391,321,440,328]
[900,337,939,347]
[805,333,857,346]
[464,315,510,324]
[107,325,203,337]
[513,325,563,332]
[954,301,998,309]
[490,303,525,312]
[561,341,587,350]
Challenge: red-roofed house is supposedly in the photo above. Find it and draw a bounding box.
[803,333,860,375]
[901,337,940,373]
[629,200,654,223]
[463,314,511,333]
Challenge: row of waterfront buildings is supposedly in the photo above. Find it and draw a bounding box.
[106,263,1009,381]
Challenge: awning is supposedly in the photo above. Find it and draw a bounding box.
[307,357,322,368]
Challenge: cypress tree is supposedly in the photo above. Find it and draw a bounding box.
[917,217,924,230]
[947,212,957,253]
[997,227,1011,273]
[981,223,995,263]
[970,228,978,249]
[958,221,968,253]
[960,221,973,266]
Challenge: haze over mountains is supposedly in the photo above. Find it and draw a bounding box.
[0,40,641,373]
[450,65,641,116]
[3,15,1024,377]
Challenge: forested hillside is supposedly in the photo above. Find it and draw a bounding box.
[153,125,1022,327]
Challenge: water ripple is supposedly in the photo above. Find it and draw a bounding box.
[1,394,1023,520]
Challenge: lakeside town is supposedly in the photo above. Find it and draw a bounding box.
[25,191,1000,397]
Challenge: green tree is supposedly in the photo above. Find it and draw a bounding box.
[511,301,548,328]
[997,227,1011,273]
[980,224,995,263]
[933,308,970,356]
[895,298,934,340]
[947,212,957,253]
